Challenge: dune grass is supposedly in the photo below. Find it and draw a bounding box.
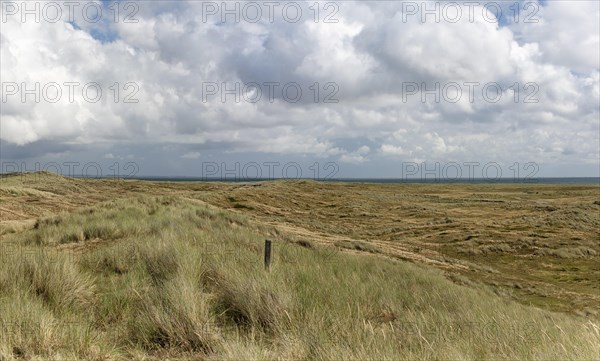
[1,195,599,360]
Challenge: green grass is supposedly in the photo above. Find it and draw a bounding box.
[1,195,599,360]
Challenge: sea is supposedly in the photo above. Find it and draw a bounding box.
[123,177,600,185]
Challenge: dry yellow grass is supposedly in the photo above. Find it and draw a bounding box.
[1,173,598,317]
[0,172,599,360]
[194,180,600,318]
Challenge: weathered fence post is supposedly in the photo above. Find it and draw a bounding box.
[264,239,272,270]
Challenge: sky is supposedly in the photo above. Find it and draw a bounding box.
[1,0,599,180]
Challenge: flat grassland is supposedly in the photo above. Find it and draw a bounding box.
[1,172,598,360]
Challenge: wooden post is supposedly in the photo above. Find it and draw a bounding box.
[264,239,272,270]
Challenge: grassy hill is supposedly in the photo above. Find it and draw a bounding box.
[0,173,598,360]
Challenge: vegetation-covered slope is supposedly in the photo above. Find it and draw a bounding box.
[0,173,598,360]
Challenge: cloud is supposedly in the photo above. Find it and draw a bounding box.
[354,5,516,83]
[509,1,600,74]
[340,145,370,164]
[1,1,598,176]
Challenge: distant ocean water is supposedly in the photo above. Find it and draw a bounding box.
[126,177,600,185]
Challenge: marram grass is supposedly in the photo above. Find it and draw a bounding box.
[0,195,598,360]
